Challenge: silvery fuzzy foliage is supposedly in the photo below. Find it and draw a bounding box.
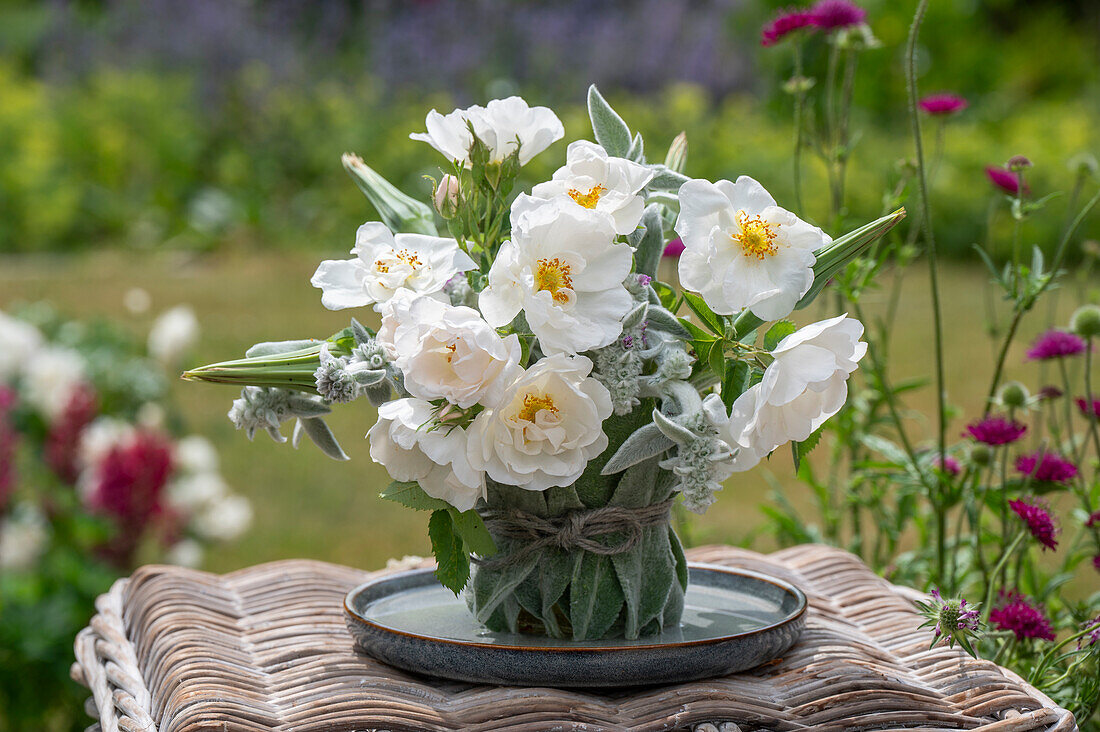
[443,273,478,309]
[314,346,360,404]
[228,386,330,442]
[649,381,734,514]
[593,340,645,416]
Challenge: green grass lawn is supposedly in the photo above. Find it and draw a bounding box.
[2,250,1095,574]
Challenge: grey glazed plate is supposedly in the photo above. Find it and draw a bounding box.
[344,563,806,687]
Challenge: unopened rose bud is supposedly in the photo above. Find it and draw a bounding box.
[1007,155,1032,172]
[663,132,688,174]
[433,174,461,219]
[1070,304,1100,339]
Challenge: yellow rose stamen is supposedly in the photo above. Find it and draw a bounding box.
[517,393,558,422]
[534,257,574,305]
[567,185,607,209]
[732,211,779,259]
[374,248,422,274]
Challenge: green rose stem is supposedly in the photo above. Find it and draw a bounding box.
[181,344,324,393]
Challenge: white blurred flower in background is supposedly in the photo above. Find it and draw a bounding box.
[192,495,253,541]
[148,305,200,364]
[164,538,204,568]
[0,311,43,382]
[22,346,86,421]
[0,503,50,571]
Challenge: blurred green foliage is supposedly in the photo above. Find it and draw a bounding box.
[0,0,1097,259]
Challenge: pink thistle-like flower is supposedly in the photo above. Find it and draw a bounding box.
[1077,397,1100,420]
[1080,616,1100,650]
[1015,452,1078,485]
[986,166,1029,196]
[1009,497,1059,551]
[1026,330,1087,360]
[45,384,98,485]
[990,592,1056,641]
[809,0,866,30]
[0,386,18,512]
[761,9,818,46]
[933,454,961,476]
[1086,511,1100,528]
[663,237,685,258]
[965,415,1026,445]
[919,93,968,116]
[1037,385,1064,401]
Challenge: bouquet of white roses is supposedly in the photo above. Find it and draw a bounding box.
[187,87,902,640]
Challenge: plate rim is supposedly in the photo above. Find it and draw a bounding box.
[344,561,807,652]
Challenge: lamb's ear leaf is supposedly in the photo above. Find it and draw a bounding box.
[633,204,665,279]
[602,423,675,475]
[587,84,631,157]
[297,417,349,461]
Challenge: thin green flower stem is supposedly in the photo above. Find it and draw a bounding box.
[833,48,858,223]
[973,459,998,594]
[792,42,806,215]
[905,0,948,547]
[981,530,1026,625]
[991,636,1016,666]
[1031,625,1095,684]
[984,307,1026,416]
[1011,181,1025,286]
[1083,337,1100,460]
[1057,358,1084,468]
[998,441,1011,569]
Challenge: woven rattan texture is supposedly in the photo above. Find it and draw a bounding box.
[71,545,1077,732]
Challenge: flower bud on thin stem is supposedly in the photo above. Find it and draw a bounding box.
[432,174,461,219]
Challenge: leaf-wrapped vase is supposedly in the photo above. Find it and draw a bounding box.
[467,411,688,641]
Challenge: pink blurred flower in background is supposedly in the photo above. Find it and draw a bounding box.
[809,0,866,29]
[761,8,818,46]
[966,415,1026,445]
[1009,497,1059,551]
[986,166,1028,196]
[1015,452,1078,486]
[990,592,1056,641]
[1026,330,1087,360]
[663,237,685,258]
[919,93,968,116]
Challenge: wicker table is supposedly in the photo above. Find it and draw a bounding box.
[71,545,1077,732]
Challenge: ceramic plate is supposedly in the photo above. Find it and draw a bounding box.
[344,563,806,687]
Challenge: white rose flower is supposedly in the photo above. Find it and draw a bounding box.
[368,398,485,512]
[166,472,228,514]
[148,305,199,364]
[22,346,86,421]
[410,96,564,167]
[530,141,654,234]
[193,495,253,541]
[479,196,634,355]
[720,315,866,465]
[377,295,521,409]
[173,435,220,475]
[311,222,476,312]
[466,354,613,491]
[0,311,43,382]
[164,539,204,568]
[0,504,49,571]
[675,176,830,320]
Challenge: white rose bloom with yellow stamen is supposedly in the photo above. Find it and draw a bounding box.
[675,176,829,321]
[311,222,476,312]
[479,195,634,356]
[466,354,612,491]
[376,294,522,409]
[530,141,654,235]
[368,398,486,512]
[410,96,565,167]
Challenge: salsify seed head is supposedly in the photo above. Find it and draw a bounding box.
[1070,304,1100,339]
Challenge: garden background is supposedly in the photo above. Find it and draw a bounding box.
[1,0,1099,729]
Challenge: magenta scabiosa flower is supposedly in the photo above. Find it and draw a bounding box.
[917,589,981,656]
[1037,385,1064,401]
[1026,330,1087,360]
[933,454,961,476]
[1077,397,1100,420]
[1094,555,1100,573]
[45,384,98,485]
[1080,616,1100,649]
[663,237,685,258]
[986,166,1028,196]
[1086,510,1100,528]
[761,9,818,46]
[990,592,1056,641]
[966,415,1026,445]
[1015,452,1078,485]
[919,93,968,116]
[1009,497,1059,550]
[809,0,866,30]
[0,386,17,512]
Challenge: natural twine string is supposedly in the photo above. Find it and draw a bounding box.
[474,498,675,570]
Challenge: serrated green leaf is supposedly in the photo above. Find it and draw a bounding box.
[428,510,470,594]
[681,291,724,336]
[721,360,752,411]
[791,427,824,472]
[682,318,719,343]
[764,320,797,351]
[380,481,451,511]
[708,339,727,382]
[447,507,496,557]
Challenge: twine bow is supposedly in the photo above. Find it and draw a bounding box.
[475,498,675,570]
